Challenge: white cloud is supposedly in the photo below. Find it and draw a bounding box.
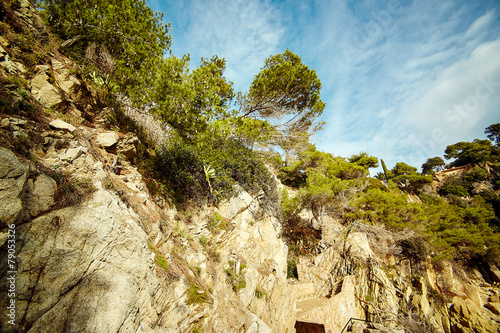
[161,0,285,91]
[406,38,500,157]
[465,10,496,39]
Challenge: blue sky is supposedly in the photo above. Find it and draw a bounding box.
[147,0,500,172]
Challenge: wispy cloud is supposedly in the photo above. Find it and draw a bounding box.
[151,0,285,91]
[314,0,500,170]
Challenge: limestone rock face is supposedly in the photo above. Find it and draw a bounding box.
[297,275,363,333]
[27,173,57,216]
[8,189,151,332]
[0,148,28,226]
[51,59,80,95]
[30,68,63,108]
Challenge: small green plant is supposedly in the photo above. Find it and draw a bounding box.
[199,235,209,247]
[207,212,227,234]
[187,284,208,305]
[225,261,246,292]
[173,222,186,238]
[207,246,221,262]
[287,258,298,279]
[190,266,202,276]
[103,175,116,191]
[255,287,267,300]
[148,244,169,272]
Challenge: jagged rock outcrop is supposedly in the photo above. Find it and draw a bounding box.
[0,148,28,227]
[0,113,295,332]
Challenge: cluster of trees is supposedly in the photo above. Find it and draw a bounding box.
[278,124,500,263]
[39,0,500,264]
[422,123,500,172]
[39,0,328,208]
[40,0,324,149]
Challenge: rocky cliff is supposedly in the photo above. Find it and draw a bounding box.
[1,2,500,333]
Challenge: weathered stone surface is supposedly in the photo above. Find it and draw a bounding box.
[219,186,254,220]
[27,173,57,216]
[449,297,498,333]
[485,302,500,315]
[96,131,120,148]
[49,119,76,133]
[60,147,86,162]
[0,148,28,226]
[30,71,62,108]
[346,232,374,260]
[0,45,26,74]
[297,275,364,333]
[0,118,9,128]
[51,59,80,95]
[1,190,151,332]
[117,134,140,160]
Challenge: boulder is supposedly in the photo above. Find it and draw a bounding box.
[96,131,120,148]
[0,45,26,74]
[60,147,86,163]
[49,119,76,133]
[449,297,498,333]
[51,59,80,95]
[0,189,151,332]
[0,148,28,226]
[346,232,374,260]
[30,71,63,108]
[27,174,57,216]
[117,134,140,160]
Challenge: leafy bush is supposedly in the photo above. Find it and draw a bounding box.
[397,236,429,263]
[439,184,469,197]
[154,136,277,208]
[348,188,421,230]
[154,139,206,205]
[40,0,171,95]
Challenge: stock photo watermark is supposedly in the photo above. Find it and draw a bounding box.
[409,72,500,166]
[341,0,412,64]
[6,223,17,327]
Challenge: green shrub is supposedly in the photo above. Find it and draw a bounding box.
[255,286,267,300]
[199,235,209,247]
[287,258,298,279]
[225,261,246,292]
[439,184,469,197]
[207,212,227,234]
[187,284,208,305]
[154,136,277,208]
[397,236,429,263]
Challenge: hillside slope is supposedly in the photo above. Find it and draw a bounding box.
[0,2,500,333]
